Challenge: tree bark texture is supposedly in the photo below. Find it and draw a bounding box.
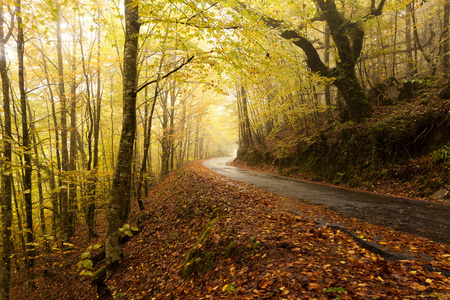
[160,89,170,177]
[105,0,140,273]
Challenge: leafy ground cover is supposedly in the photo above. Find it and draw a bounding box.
[11,161,450,299]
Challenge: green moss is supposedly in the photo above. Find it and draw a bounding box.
[92,265,107,284]
[181,217,218,279]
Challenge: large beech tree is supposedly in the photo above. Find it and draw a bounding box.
[238,0,386,122]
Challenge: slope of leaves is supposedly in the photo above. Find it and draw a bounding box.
[11,161,450,299]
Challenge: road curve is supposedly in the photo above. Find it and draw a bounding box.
[203,156,450,245]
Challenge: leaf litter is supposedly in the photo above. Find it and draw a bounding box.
[13,161,450,299]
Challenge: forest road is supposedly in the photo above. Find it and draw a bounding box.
[203,156,450,245]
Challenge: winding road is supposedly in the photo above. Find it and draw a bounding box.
[204,157,450,245]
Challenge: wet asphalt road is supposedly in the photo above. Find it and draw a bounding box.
[203,157,450,245]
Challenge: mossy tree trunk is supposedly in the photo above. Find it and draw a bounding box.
[105,0,140,275]
[257,0,387,122]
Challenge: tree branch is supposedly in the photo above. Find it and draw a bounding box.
[2,5,16,42]
[234,1,329,77]
[279,29,330,76]
[370,0,386,17]
[185,2,218,23]
[135,55,194,94]
[175,20,241,30]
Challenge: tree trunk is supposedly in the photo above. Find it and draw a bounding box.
[178,99,187,167]
[105,0,140,274]
[444,0,450,77]
[78,9,97,238]
[0,3,14,298]
[324,25,332,123]
[68,24,78,239]
[28,105,46,238]
[238,86,253,148]
[56,0,70,242]
[169,81,177,171]
[17,0,35,289]
[405,4,415,76]
[39,38,60,236]
[333,65,370,122]
[392,11,398,77]
[160,89,170,177]
[136,78,158,211]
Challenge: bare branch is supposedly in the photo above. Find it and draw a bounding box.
[370,0,386,16]
[3,5,16,42]
[135,55,194,94]
[365,0,386,19]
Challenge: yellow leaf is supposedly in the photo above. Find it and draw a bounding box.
[358,283,367,287]
[425,278,432,284]
[222,284,228,292]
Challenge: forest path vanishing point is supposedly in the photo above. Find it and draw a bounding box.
[203,157,450,246]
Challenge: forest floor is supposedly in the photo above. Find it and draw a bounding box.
[11,161,450,299]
